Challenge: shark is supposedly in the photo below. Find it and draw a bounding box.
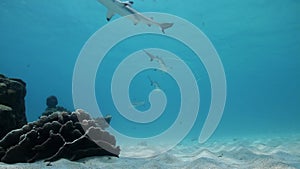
[143,49,156,61]
[97,0,174,33]
[147,76,160,89]
[131,101,146,107]
[143,50,170,72]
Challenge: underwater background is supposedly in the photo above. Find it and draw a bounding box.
[0,0,299,145]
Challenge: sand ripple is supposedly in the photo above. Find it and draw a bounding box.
[1,134,299,169]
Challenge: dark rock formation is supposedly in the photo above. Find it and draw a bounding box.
[46,96,58,108]
[41,95,70,116]
[0,74,27,139]
[0,109,120,164]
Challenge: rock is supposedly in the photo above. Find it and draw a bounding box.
[46,96,58,108]
[41,95,70,116]
[0,109,120,164]
[0,105,15,139]
[0,74,27,139]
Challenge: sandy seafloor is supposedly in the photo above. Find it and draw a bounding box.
[1,134,299,169]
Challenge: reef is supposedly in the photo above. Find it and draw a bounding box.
[41,95,70,116]
[0,74,27,139]
[0,109,120,164]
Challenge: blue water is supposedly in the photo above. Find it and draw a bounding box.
[0,0,299,141]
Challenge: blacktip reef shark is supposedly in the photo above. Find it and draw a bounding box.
[143,49,156,61]
[143,50,170,72]
[97,0,174,33]
[147,76,160,89]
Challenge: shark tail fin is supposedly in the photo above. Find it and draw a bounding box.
[160,23,174,33]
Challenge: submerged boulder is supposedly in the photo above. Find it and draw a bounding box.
[0,74,27,139]
[41,95,70,116]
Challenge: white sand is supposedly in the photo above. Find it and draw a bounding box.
[1,134,299,169]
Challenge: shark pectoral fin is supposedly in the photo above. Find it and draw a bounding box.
[106,10,115,21]
[160,23,174,33]
[131,14,140,25]
[148,17,154,26]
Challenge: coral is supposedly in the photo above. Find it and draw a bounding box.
[0,74,27,139]
[46,96,58,108]
[41,95,70,116]
[0,109,120,164]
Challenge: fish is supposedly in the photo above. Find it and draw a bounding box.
[132,101,145,107]
[143,50,170,72]
[147,76,160,89]
[97,0,174,33]
[155,56,169,72]
[143,49,156,61]
[128,100,146,110]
